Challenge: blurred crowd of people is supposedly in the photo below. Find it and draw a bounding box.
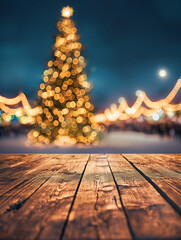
[0,124,31,137]
[106,118,181,139]
[0,118,181,140]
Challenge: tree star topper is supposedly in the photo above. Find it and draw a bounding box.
[61,6,74,18]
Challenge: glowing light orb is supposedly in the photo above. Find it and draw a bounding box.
[61,6,74,18]
[152,113,159,121]
[158,69,167,78]
[118,97,125,104]
[135,90,142,97]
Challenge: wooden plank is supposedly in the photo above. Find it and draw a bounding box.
[0,154,73,213]
[124,154,181,210]
[0,154,89,240]
[0,154,46,174]
[0,154,31,169]
[0,154,82,197]
[0,154,50,194]
[108,154,181,239]
[63,154,132,240]
[0,154,40,188]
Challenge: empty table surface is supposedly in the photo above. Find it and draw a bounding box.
[0,154,180,240]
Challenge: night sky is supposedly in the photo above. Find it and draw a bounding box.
[1,0,181,110]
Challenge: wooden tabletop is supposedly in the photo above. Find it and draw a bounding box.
[0,154,180,240]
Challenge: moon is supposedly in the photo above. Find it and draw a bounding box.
[158,69,167,78]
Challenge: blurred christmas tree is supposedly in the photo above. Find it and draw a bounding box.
[28,6,101,145]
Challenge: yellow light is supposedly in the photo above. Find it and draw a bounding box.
[54,94,60,100]
[59,72,65,78]
[48,61,53,67]
[53,72,58,78]
[58,128,64,134]
[33,131,39,137]
[62,63,69,71]
[79,56,84,62]
[83,126,91,133]
[43,76,48,82]
[66,90,72,96]
[54,50,61,57]
[74,51,80,57]
[38,90,42,96]
[61,6,74,18]
[62,108,69,115]
[53,120,59,126]
[40,83,45,90]
[59,97,65,103]
[55,37,66,47]
[48,68,53,74]
[61,56,66,62]
[71,70,76,75]
[76,116,83,123]
[61,121,67,127]
[59,116,64,122]
[42,92,48,99]
[41,123,46,129]
[62,85,68,90]
[55,87,60,93]
[15,109,23,117]
[73,58,78,64]
[70,101,76,108]
[91,131,97,137]
[54,60,59,66]
[67,57,72,64]
[65,71,71,77]
[85,102,91,109]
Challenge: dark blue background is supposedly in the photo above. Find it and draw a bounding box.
[1,0,181,110]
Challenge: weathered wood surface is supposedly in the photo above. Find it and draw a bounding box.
[108,154,181,239]
[63,154,131,240]
[0,154,180,240]
[124,154,181,210]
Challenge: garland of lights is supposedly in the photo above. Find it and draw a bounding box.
[94,79,181,122]
[0,78,181,124]
[0,93,42,124]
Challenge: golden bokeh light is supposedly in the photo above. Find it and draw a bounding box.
[94,79,181,123]
[61,6,74,18]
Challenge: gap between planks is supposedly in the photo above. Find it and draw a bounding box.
[0,154,181,240]
[0,154,89,240]
[122,154,181,216]
[107,154,181,239]
[62,154,132,240]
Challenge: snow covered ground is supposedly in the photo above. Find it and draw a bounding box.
[0,131,180,153]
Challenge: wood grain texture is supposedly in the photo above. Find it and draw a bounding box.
[108,154,181,239]
[0,154,50,195]
[63,154,132,240]
[0,154,89,240]
[124,154,181,210]
[0,154,67,213]
[0,154,181,240]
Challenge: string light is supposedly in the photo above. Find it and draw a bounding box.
[0,93,42,124]
[0,79,180,126]
[94,79,181,123]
